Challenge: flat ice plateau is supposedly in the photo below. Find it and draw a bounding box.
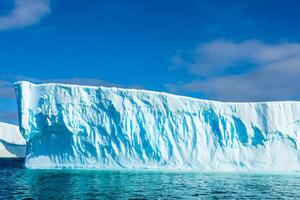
[14,81,300,170]
[0,122,26,158]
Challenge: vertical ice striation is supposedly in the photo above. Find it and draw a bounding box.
[14,81,300,170]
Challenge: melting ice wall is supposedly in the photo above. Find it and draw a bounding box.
[15,81,300,170]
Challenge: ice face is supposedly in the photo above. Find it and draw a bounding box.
[14,81,300,170]
[0,121,26,158]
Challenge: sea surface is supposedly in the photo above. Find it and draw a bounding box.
[1,160,300,199]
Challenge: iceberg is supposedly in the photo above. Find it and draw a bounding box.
[14,81,300,170]
[0,121,26,158]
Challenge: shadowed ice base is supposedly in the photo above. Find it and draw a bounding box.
[0,141,26,158]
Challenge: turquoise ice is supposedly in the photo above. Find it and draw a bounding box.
[15,81,300,170]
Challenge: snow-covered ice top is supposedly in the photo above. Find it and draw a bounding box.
[0,121,26,158]
[14,81,300,170]
[0,121,25,145]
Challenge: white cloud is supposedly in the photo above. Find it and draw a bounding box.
[167,40,300,101]
[0,0,50,30]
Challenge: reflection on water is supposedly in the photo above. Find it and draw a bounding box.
[1,163,300,199]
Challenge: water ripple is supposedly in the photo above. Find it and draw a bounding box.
[1,165,300,199]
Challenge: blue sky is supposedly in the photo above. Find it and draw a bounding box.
[1,0,300,124]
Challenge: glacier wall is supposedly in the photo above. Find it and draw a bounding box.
[15,81,300,170]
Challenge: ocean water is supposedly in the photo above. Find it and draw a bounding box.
[1,161,300,199]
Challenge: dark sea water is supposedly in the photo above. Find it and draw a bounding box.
[1,160,300,199]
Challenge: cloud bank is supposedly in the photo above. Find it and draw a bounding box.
[167,40,300,101]
[0,0,50,30]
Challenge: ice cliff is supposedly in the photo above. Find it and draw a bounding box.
[14,81,300,170]
[0,122,26,158]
